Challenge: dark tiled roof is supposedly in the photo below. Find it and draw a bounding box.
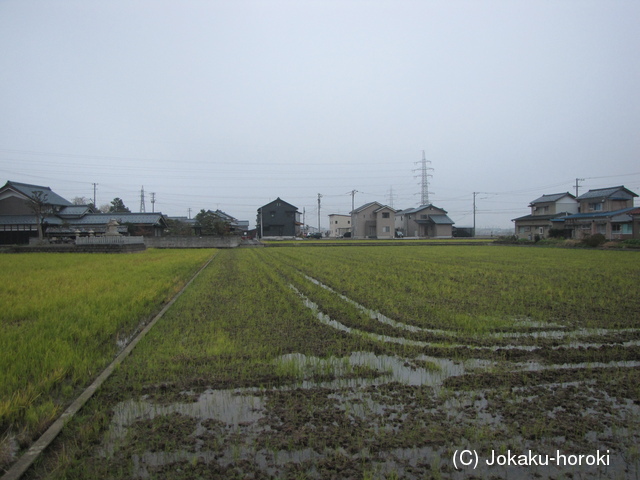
[373,205,396,213]
[529,192,574,204]
[2,181,72,206]
[512,212,574,222]
[351,201,382,213]
[576,186,638,201]
[0,215,63,225]
[71,213,167,225]
[563,206,636,220]
[58,205,92,217]
[415,214,454,225]
[259,197,299,212]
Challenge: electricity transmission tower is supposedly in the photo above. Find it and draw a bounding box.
[415,150,433,205]
[139,186,146,213]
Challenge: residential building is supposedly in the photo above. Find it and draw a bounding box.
[256,197,301,238]
[0,180,167,244]
[630,208,640,239]
[512,192,578,240]
[395,204,454,238]
[350,202,396,239]
[328,214,351,237]
[559,186,637,240]
[566,186,637,240]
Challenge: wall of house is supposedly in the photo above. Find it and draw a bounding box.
[259,201,298,237]
[532,202,554,216]
[556,197,579,214]
[376,212,395,239]
[351,204,379,238]
[434,224,453,238]
[580,198,632,213]
[328,215,351,237]
[0,196,31,215]
[515,220,549,240]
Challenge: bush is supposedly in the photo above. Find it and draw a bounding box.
[620,239,640,249]
[581,233,607,248]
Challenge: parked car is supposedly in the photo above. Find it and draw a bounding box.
[307,232,322,239]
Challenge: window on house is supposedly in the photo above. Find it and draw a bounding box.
[348,221,350,224]
[420,215,428,219]
[589,203,603,211]
[382,212,390,219]
[382,226,390,233]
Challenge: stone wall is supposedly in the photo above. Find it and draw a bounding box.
[144,235,241,249]
[2,243,147,254]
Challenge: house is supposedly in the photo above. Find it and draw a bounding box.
[210,209,249,234]
[192,209,249,236]
[559,186,637,240]
[0,180,167,244]
[350,202,396,239]
[256,197,301,238]
[328,214,351,237]
[395,204,455,238]
[45,213,167,238]
[0,181,73,244]
[630,208,640,239]
[512,192,578,240]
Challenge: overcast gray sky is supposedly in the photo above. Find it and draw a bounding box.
[1,0,639,230]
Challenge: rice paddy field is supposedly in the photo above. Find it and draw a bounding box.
[3,245,640,479]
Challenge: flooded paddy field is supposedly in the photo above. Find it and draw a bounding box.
[23,246,640,479]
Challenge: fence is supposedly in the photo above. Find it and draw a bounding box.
[76,236,145,245]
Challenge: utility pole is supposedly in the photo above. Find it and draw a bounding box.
[575,178,585,197]
[350,189,358,238]
[150,192,156,213]
[187,207,192,219]
[317,193,323,233]
[92,183,98,207]
[473,192,477,238]
[139,186,146,213]
[302,207,306,235]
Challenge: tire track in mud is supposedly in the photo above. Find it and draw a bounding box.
[84,252,640,480]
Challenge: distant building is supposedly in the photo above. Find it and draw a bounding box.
[395,204,454,238]
[0,180,167,244]
[328,214,351,237]
[561,186,637,240]
[512,192,578,240]
[350,202,396,239]
[256,197,301,238]
[512,186,638,240]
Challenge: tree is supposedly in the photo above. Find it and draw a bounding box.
[27,190,51,242]
[165,218,194,236]
[72,196,91,205]
[195,209,228,235]
[109,198,131,213]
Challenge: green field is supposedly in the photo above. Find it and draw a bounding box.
[2,246,640,479]
[0,248,215,466]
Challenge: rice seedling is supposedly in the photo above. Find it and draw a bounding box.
[14,246,640,479]
[0,248,215,467]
